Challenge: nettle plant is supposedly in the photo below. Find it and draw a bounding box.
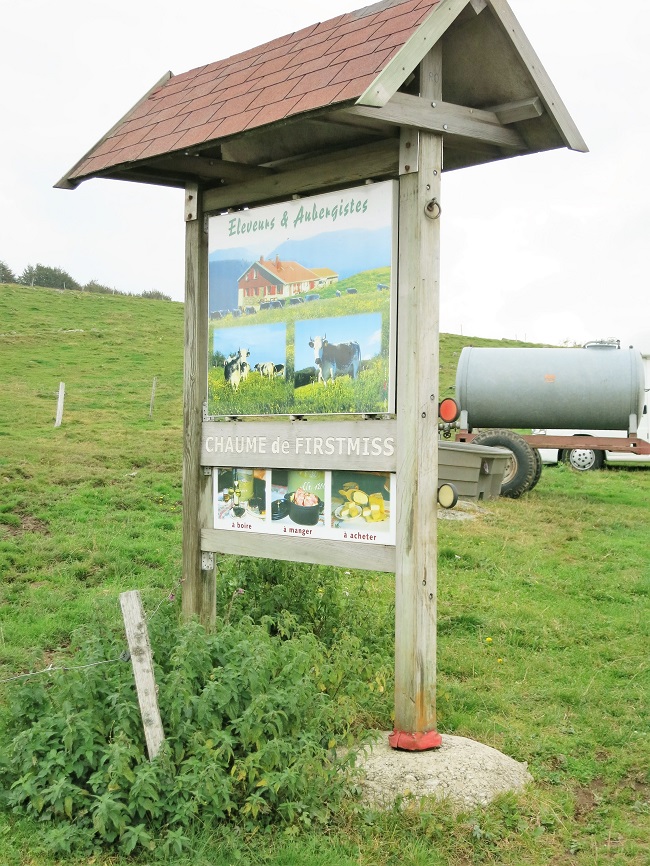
[0,613,364,857]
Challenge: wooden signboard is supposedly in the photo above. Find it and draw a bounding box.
[201,182,399,571]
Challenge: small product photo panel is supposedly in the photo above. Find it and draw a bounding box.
[213,468,395,546]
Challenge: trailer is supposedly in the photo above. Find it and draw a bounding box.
[445,342,650,497]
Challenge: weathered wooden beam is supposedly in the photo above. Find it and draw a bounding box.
[120,590,165,760]
[357,0,470,107]
[486,0,588,152]
[392,47,442,749]
[488,96,543,125]
[182,184,216,629]
[202,139,399,212]
[341,92,525,150]
[201,528,396,573]
[143,154,275,182]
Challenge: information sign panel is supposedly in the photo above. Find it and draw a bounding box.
[207,181,397,416]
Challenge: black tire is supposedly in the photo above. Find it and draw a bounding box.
[529,447,543,491]
[472,429,537,498]
[561,445,604,471]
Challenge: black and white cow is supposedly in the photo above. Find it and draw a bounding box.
[273,364,285,378]
[308,336,361,385]
[224,348,249,391]
[254,361,275,379]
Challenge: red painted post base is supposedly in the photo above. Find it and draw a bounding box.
[388,729,443,751]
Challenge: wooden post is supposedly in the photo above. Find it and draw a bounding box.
[54,381,65,427]
[149,376,157,418]
[391,47,443,750]
[119,590,165,760]
[181,183,216,629]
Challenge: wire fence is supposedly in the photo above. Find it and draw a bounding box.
[0,576,184,687]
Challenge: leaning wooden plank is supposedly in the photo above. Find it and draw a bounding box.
[357,0,470,107]
[202,139,399,212]
[119,590,165,761]
[343,93,525,149]
[201,528,396,573]
[486,0,588,152]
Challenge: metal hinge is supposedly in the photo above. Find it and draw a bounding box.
[201,551,215,570]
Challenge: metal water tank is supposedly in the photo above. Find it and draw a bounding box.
[455,345,645,431]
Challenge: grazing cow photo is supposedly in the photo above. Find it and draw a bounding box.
[254,361,276,379]
[273,364,285,378]
[308,335,361,385]
[224,347,249,390]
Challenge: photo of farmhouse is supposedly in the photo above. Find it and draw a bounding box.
[238,255,338,309]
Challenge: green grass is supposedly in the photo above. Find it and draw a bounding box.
[0,283,648,864]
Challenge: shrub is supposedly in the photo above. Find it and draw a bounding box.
[0,615,362,856]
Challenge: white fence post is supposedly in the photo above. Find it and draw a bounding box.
[149,376,157,418]
[54,382,65,427]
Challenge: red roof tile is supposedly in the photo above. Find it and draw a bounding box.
[67,0,441,181]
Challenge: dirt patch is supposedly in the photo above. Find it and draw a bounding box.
[3,513,49,536]
[573,777,607,821]
[352,732,532,812]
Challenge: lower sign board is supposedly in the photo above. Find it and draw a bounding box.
[213,467,395,545]
[201,419,397,569]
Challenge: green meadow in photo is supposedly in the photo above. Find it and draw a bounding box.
[208,268,392,416]
[0,282,648,865]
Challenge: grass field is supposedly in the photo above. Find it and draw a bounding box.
[0,283,648,865]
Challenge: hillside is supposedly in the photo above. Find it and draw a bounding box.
[1,282,648,865]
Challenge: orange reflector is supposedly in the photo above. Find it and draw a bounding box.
[438,398,460,423]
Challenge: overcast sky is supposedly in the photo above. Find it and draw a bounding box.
[2,0,648,351]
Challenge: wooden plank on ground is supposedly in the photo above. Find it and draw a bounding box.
[119,590,165,760]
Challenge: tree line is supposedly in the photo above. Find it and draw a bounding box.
[0,259,171,301]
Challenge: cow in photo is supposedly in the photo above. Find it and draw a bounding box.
[224,347,249,390]
[309,336,361,385]
[273,364,285,378]
[254,361,275,379]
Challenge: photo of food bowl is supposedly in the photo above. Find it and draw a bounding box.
[288,487,323,525]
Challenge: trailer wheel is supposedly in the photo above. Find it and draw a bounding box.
[529,447,543,490]
[561,446,604,471]
[472,429,537,498]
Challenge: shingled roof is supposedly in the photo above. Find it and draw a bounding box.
[57,0,586,193]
